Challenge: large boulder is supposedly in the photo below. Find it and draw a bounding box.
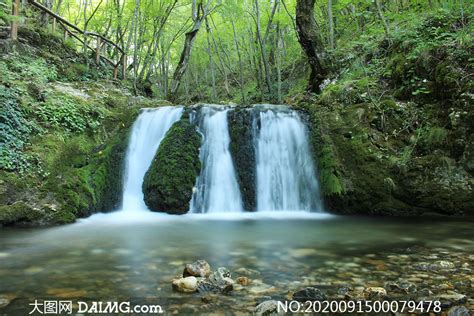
[142,114,201,214]
[227,108,257,211]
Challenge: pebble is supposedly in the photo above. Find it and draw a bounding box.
[236,276,251,286]
[363,287,387,299]
[0,294,15,308]
[24,267,44,274]
[289,248,317,258]
[172,276,198,293]
[46,288,87,298]
[447,306,470,316]
[293,287,326,302]
[248,283,277,295]
[183,260,211,278]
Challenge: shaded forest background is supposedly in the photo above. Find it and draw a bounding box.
[3,0,471,104]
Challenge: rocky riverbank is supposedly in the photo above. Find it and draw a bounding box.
[168,246,473,315]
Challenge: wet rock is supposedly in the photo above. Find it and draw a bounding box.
[183,260,211,278]
[235,267,261,277]
[172,276,198,293]
[236,276,251,286]
[289,248,318,258]
[293,287,326,302]
[197,268,234,294]
[438,293,467,306]
[432,260,455,269]
[337,286,352,296]
[0,294,15,308]
[248,283,278,296]
[344,287,365,300]
[416,288,433,296]
[255,300,278,315]
[46,288,87,298]
[363,287,387,299]
[201,294,219,304]
[447,306,470,316]
[197,280,233,295]
[385,280,417,293]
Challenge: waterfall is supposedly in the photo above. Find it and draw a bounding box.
[121,106,183,212]
[190,106,244,213]
[255,107,322,212]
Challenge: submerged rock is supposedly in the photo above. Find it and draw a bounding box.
[197,267,234,294]
[447,306,470,316]
[385,280,417,293]
[363,287,387,299]
[0,294,16,308]
[172,276,198,293]
[255,300,278,315]
[293,287,326,302]
[173,262,235,295]
[236,276,251,286]
[183,260,211,278]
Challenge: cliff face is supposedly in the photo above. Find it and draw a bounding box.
[296,11,473,216]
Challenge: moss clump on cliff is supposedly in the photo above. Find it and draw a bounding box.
[227,108,256,211]
[142,113,201,214]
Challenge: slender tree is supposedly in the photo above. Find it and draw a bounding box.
[295,0,328,92]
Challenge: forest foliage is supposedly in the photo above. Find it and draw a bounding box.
[3,0,471,103]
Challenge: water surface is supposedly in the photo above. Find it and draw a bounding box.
[1,214,473,314]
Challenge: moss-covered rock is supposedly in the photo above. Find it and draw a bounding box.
[142,113,201,214]
[298,93,473,216]
[228,108,256,211]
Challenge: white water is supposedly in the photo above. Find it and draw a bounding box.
[121,107,183,212]
[256,108,322,212]
[190,107,244,213]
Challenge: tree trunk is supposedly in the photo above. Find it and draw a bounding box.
[231,17,246,104]
[254,0,272,94]
[169,0,214,101]
[375,0,390,39]
[295,0,328,93]
[205,19,216,101]
[328,0,335,49]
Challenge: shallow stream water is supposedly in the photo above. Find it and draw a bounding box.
[1,213,473,314]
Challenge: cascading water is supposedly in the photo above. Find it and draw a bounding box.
[190,106,244,213]
[255,107,322,212]
[121,106,183,212]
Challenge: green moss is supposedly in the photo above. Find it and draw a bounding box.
[0,201,43,226]
[228,108,256,211]
[305,105,346,197]
[425,127,448,145]
[317,144,344,196]
[142,114,201,214]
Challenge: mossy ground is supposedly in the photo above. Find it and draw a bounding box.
[0,27,160,226]
[142,112,201,214]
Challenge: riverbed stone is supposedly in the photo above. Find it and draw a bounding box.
[0,294,15,308]
[255,300,278,315]
[236,276,251,286]
[293,287,326,302]
[172,276,198,293]
[447,306,470,316]
[363,287,387,299]
[183,260,211,278]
